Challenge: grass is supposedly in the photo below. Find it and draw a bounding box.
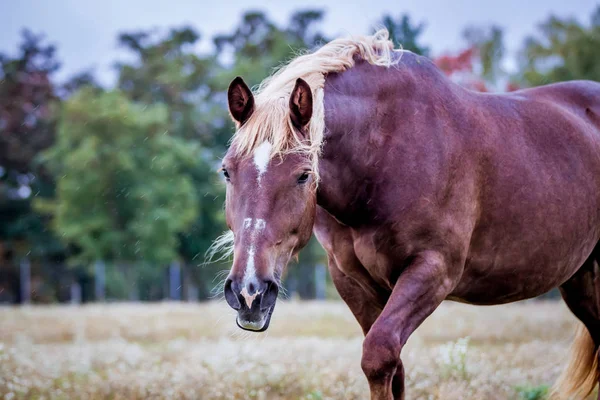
[0,300,589,399]
[515,384,550,400]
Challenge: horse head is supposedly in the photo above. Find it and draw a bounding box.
[220,76,317,331]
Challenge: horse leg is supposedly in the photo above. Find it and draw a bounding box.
[360,250,459,400]
[553,254,600,399]
[328,257,407,398]
[328,255,382,335]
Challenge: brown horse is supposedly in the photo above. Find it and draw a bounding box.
[215,30,600,399]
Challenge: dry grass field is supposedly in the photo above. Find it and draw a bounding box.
[0,300,591,399]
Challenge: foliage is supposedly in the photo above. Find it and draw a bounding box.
[114,26,228,272]
[0,30,59,173]
[379,13,430,56]
[213,10,327,89]
[39,88,198,265]
[433,48,489,92]
[520,6,600,86]
[116,27,219,145]
[434,25,508,92]
[515,384,549,400]
[463,25,505,84]
[0,30,65,266]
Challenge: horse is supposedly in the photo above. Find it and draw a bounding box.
[214,30,600,399]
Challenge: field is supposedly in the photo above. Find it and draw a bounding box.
[0,300,589,400]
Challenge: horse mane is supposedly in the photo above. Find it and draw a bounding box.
[230,29,402,181]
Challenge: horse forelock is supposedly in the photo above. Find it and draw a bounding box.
[229,29,402,183]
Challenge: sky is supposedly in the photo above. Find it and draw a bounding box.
[0,0,597,86]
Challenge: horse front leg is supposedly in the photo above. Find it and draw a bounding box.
[327,255,384,335]
[361,250,460,400]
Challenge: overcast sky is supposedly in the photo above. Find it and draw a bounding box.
[0,0,597,86]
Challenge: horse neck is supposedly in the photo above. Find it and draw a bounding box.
[316,54,459,226]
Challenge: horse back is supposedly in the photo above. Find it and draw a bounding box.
[518,80,600,129]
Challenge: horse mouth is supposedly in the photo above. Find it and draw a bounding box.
[236,305,275,332]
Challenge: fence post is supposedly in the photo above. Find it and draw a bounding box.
[126,263,138,301]
[20,257,31,304]
[184,265,198,302]
[169,261,181,301]
[94,260,106,302]
[70,280,82,304]
[314,263,326,300]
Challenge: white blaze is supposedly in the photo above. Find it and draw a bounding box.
[254,219,265,231]
[244,246,256,287]
[253,141,272,183]
[244,141,270,284]
[241,143,270,301]
[242,218,267,290]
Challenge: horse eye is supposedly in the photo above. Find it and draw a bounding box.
[297,172,310,184]
[222,169,230,181]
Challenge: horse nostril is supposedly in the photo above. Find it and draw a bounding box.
[260,280,279,312]
[224,278,241,310]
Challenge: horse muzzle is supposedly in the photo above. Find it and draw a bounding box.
[224,278,279,332]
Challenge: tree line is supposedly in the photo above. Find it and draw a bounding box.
[1,8,598,303]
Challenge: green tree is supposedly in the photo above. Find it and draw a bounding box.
[39,88,198,273]
[463,25,505,85]
[519,6,600,86]
[213,10,328,89]
[379,14,430,56]
[114,26,229,298]
[114,12,329,298]
[116,27,221,146]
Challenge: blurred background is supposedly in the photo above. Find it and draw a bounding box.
[0,0,600,303]
[1,0,597,305]
[2,1,600,399]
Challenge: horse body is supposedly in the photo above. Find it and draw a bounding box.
[221,33,600,399]
[317,53,600,305]
[313,52,600,398]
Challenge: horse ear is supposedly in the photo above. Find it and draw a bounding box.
[228,77,254,126]
[289,78,313,132]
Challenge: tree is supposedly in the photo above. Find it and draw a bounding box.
[0,30,67,303]
[39,89,198,284]
[519,6,600,86]
[114,26,230,298]
[463,25,505,85]
[0,30,61,256]
[288,10,327,46]
[116,27,219,146]
[0,30,59,174]
[115,12,330,298]
[434,25,513,93]
[434,48,489,92]
[213,10,328,89]
[379,14,430,56]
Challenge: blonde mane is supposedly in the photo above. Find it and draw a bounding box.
[230,29,402,181]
